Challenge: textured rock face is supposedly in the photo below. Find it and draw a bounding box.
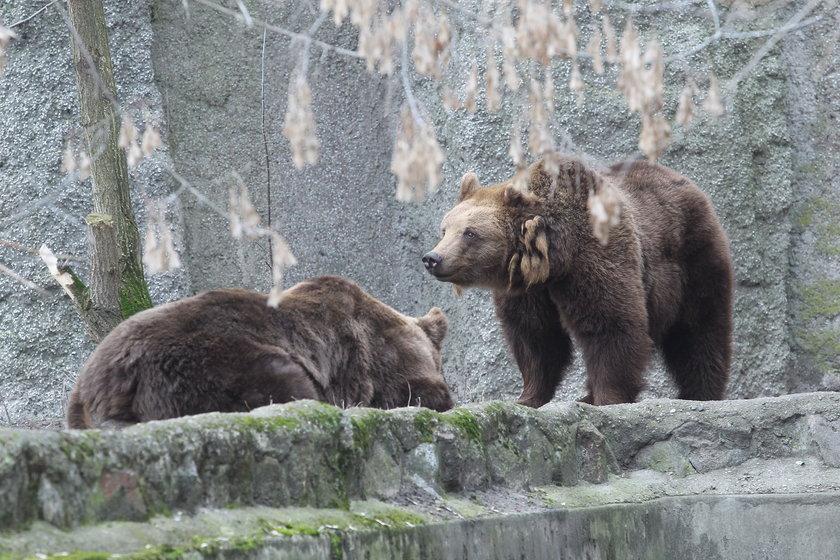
[1,395,839,559]
[0,1,837,422]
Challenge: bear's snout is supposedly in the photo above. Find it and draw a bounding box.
[422,252,443,273]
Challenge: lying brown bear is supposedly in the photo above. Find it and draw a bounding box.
[423,156,733,407]
[66,275,454,429]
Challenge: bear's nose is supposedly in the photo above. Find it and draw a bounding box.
[422,252,443,271]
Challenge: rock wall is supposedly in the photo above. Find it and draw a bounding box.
[0,0,837,423]
[2,394,839,558]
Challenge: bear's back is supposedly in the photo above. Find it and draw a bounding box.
[605,160,731,341]
[605,160,726,257]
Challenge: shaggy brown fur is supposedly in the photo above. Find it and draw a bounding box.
[423,156,733,407]
[66,275,454,429]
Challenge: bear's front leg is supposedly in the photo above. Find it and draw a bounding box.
[493,289,573,408]
[577,328,652,405]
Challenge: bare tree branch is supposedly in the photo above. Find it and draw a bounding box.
[9,0,59,28]
[0,262,47,295]
[725,0,824,94]
[191,0,363,59]
[0,238,81,263]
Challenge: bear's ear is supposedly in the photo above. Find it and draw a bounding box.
[459,172,480,201]
[509,216,550,288]
[417,307,449,350]
[503,184,536,207]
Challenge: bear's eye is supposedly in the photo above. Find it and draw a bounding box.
[463,230,476,239]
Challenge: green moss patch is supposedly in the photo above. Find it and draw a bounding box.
[412,409,440,443]
[442,409,484,448]
[800,279,840,320]
[349,409,388,453]
[798,328,840,374]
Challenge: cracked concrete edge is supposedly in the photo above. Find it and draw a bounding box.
[3,493,840,560]
[1,392,839,536]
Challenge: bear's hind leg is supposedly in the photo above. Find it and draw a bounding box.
[662,323,730,400]
[664,246,733,400]
[494,289,573,408]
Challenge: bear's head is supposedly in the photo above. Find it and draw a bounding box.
[398,305,453,411]
[422,171,550,293]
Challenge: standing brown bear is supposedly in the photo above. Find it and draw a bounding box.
[423,155,733,407]
[67,275,454,429]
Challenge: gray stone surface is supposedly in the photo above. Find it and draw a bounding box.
[1,394,840,558]
[0,1,838,424]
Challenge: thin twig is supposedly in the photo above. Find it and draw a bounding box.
[300,11,328,76]
[260,27,273,276]
[664,15,821,63]
[191,0,362,59]
[0,238,81,263]
[166,165,229,218]
[434,0,492,26]
[165,163,285,245]
[706,0,721,34]
[725,17,820,40]
[235,0,253,27]
[0,262,48,295]
[610,0,705,13]
[725,0,823,93]
[401,44,425,125]
[9,0,59,28]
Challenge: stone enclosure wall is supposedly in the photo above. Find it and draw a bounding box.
[2,394,840,558]
[0,0,838,423]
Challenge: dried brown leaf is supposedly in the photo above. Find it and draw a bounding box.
[228,177,261,240]
[267,232,297,307]
[486,50,502,113]
[638,113,672,162]
[143,201,181,275]
[586,29,604,75]
[602,15,618,63]
[391,105,444,203]
[61,143,76,174]
[464,60,478,114]
[675,81,696,127]
[282,73,320,169]
[78,152,91,181]
[441,86,461,111]
[118,115,137,149]
[587,185,621,245]
[141,126,163,157]
[0,25,18,77]
[703,75,725,118]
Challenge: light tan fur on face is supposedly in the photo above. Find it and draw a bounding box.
[428,200,510,289]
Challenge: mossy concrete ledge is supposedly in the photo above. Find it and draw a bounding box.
[0,399,585,531]
[1,394,840,559]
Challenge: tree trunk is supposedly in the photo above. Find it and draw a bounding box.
[65,0,153,341]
